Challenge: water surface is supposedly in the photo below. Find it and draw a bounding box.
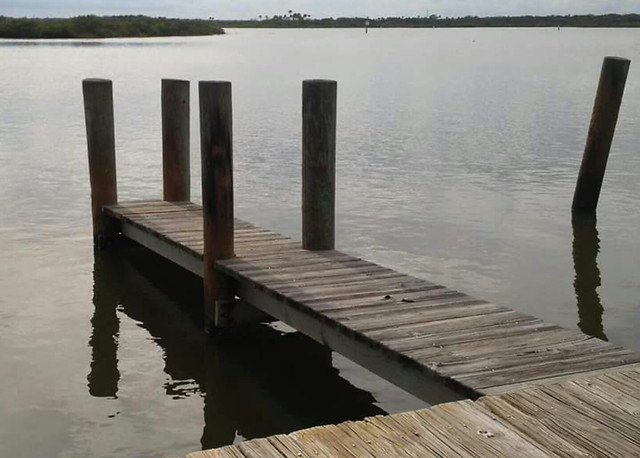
[1,28,639,457]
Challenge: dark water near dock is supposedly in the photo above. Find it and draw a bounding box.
[1,28,639,457]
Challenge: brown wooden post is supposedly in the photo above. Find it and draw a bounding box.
[572,56,630,215]
[83,78,118,247]
[199,81,235,330]
[162,79,190,202]
[302,79,337,250]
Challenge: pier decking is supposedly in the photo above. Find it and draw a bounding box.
[84,75,640,456]
[105,200,639,400]
[186,365,640,458]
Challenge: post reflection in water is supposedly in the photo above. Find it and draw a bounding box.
[88,249,121,398]
[572,216,608,341]
[89,245,385,450]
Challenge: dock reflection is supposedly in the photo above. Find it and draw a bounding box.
[88,245,384,449]
[572,215,607,341]
[88,248,120,398]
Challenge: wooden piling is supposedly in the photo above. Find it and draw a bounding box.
[572,56,630,215]
[83,78,118,246]
[162,79,191,202]
[302,79,337,251]
[199,81,235,330]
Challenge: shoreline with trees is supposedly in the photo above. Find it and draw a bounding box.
[0,15,224,39]
[218,13,640,28]
[1,13,638,39]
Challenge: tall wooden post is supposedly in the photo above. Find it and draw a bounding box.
[572,56,630,215]
[83,78,118,247]
[162,79,191,202]
[302,79,337,251]
[199,81,235,330]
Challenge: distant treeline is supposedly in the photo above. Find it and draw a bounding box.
[0,15,224,39]
[217,13,640,28]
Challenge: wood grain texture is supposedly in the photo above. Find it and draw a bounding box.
[162,79,190,202]
[572,56,630,214]
[186,367,640,458]
[105,200,640,401]
[83,78,118,245]
[302,79,337,251]
[199,81,235,328]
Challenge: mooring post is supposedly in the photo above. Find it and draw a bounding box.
[199,81,235,331]
[83,78,118,247]
[162,79,190,202]
[302,79,337,250]
[572,56,630,215]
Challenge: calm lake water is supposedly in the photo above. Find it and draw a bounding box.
[1,28,639,457]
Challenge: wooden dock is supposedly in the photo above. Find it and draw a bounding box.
[83,75,640,456]
[186,365,640,458]
[104,200,639,401]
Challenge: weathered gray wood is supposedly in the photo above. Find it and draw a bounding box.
[106,203,640,458]
[200,81,235,329]
[500,386,640,456]
[83,78,118,246]
[482,363,640,396]
[187,368,640,458]
[106,200,640,401]
[162,79,191,202]
[458,348,638,390]
[572,56,631,215]
[384,317,553,353]
[233,276,468,403]
[302,79,337,251]
[117,217,203,276]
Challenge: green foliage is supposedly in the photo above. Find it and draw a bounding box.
[0,15,224,39]
[217,13,640,29]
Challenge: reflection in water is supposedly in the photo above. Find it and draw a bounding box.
[87,249,120,398]
[90,245,384,450]
[572,216,607,341]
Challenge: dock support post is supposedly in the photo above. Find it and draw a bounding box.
[572,56,630,215]
[162,79,191,202]
[302,79,337,251]
[199,81,235,331]
[83,78,118,247]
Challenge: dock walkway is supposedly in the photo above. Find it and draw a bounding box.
[105,200,639,401]
[83,76,640,457]
[186,365,640,458]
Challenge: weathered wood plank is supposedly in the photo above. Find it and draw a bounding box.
[325,290,472,319]
[346,302,505,333]
[186,363,640,458]
[265,272,408,291]
[266,435,314,458]
[185,446,247,458]
[365,415,457,456]
[107,200,640,402]
[478,396,592,457]
[458,348,639,390]
[229,258,380,276]
[335,421,420,457]
[539,383,640,444]
[433,336,616,378]
[427,401,550,457]
[501,387,640,456]
[237,438,287,458]
[382,315,551,352]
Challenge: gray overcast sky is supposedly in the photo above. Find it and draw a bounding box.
[0,0,638,19]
